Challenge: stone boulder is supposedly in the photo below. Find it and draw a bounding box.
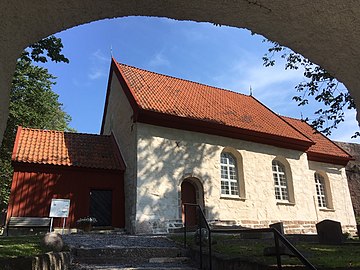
[41,232,64,252]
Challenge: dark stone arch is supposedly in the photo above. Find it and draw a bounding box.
[1,1,360,143]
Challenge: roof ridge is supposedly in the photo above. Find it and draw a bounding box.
[280,115,352,159]
[249,96,313,143]
[281,115,304,121]
[20,127,110,137]
[307,125,353,158]
[116,60,251,98]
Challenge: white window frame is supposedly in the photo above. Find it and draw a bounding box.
[315,173,327,208]
[272,160,289,201]
[220,152,239,197]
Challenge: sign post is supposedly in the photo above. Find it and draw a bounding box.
[49,199,70,234]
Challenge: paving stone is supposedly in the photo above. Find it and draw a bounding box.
[148,257,190,263]
[72,247,186,264]
[72,265,197,270]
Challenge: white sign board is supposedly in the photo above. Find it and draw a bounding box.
[49,199,70,218]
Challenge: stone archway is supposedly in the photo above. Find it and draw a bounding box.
[1,1,360,143]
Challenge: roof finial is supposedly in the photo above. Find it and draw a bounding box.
[249,85,253,96]
[110,45,113,57]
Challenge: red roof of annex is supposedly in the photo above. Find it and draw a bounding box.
[282,116,351,162]
[12,126,125,170]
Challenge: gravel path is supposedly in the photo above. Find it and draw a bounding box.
[63,233,179,248]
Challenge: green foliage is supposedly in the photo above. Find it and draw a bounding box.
[262,41,359,138]
[355,216,360,225]
[0,36,74,211]
[9,58,73,132]
[0,235,69,258]
[22,36,69,64]
[0,235,44,258]
[0,235,47,258]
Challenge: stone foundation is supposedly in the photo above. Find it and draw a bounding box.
[247,220,356,235]
[136,219,184,234]
[136,218,357,235]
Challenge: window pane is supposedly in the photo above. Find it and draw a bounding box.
[220,152,240,196]
[229,167,236,179]
[230,182,239,195]
[275,187,281,200]
[228,156,235,165]
[315,173,327,208]
[221,166,228,178]
[221,181,229,195]
[272,160,289,201]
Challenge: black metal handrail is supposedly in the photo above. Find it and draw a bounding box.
[183,203,212,270]
[182,203,317,270]
[213,228,317,270]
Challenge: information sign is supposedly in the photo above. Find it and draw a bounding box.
[49,199,70,218]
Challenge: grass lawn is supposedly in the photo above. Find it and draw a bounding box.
[0,235,46,258]
[169,233,360,269]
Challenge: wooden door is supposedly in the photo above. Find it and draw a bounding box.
[90,190,112,226]
[181,181,197,226]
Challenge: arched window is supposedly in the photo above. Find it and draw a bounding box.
[220,152,239,196]
[315,173,327,208]
[272,160,289,201]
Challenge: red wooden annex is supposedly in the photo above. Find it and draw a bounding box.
[6,126,126,229]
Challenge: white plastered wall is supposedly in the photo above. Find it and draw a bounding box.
[136,123,356,234]
[101,71,137,233]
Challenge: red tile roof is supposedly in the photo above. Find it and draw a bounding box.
[114,61,312,144]
[103,58,351,165]
[282,116,352,164]
[12,126,125,170]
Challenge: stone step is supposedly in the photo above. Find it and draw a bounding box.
[70,265,198,270]
[148,257,190,263]
[71,263,198,270]
[72,247,188,264]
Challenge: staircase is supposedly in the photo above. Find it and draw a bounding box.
[65,234,198,270]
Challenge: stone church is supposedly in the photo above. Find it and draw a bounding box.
[100,58,356,234]
[6,57,357,234]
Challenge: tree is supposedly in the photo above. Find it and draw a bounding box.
[262,41,359,138]
[0,36,73,212]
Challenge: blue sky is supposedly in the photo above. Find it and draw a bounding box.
[40,16,359,143]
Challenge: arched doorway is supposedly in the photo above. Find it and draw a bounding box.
[181,178,204,226]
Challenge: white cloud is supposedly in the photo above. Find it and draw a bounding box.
[88,68,106,80]
[242,66,303,93]
[220,59,302,91]
[212,56,304,110]
[149,52,170,68]
[181,28,207,42]
[92,49,109,62]
[72,78,91,88]
[86,49,110,80]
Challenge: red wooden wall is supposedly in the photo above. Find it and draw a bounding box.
[6,164,125,228]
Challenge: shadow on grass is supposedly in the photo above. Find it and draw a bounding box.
[0,235,45,258]
[169,233,360,269]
